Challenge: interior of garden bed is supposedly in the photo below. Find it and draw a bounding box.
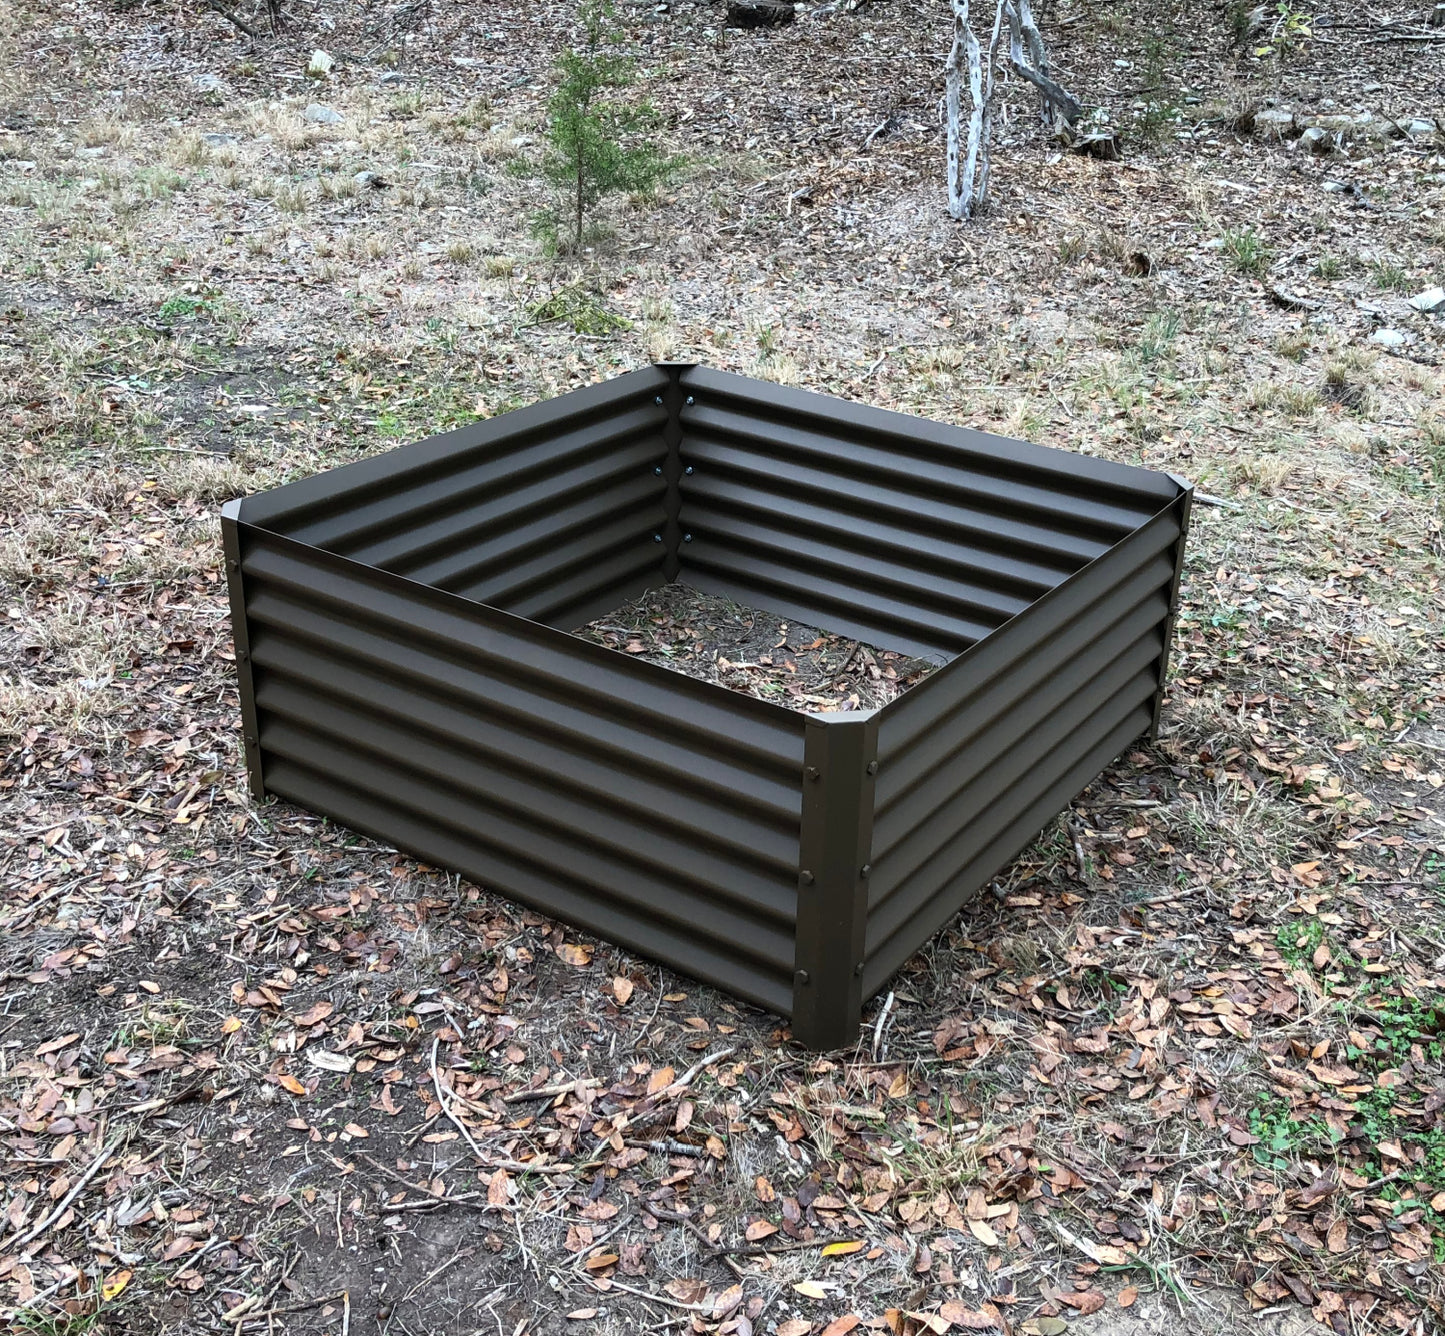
[574,581,937,713]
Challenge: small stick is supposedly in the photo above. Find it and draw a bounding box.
[648,1206,746,1280]
[430,1036,488,1162]
[590,1048,736,1152]
[628,1138,707,1158]
[1068,821,1089,879]
[502,1077,599,1105]
[5,1135,122,1250]
[871,991,896,1061]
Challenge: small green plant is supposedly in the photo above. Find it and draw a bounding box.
[1136,34,1179,143]
[1313,253,1343,279]
[538,0,680,251]
[157,294,211,321]
[1138,310,1181,364]
[1222,226,1269,276]
[1248,1091,1340,1170]
[1369,259,1412,293]
[1253,3,1314,57]
[526,283,632,336]
[1275,916,1325,967]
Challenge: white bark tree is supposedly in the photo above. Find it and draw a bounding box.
[945,0,1083,220]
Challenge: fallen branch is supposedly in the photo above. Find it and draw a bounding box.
[202,0,261,37]
[502,1076,600,1105]
[430,1035,489,1161]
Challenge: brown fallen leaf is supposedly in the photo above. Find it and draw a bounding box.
[821,1239,864,1256]
[939,1299,1001,1329]
[1058,1290,1105,1316]
[556,942,593,968]
[612,976,633,1005]
[821,1317,860,1336]
[967,1218,1000,1247]
[745,1219,778,1241]
[277,1074,307,1096]
[583,1251,619,1271]
[646,1066,675,1096]
[292,1000,334,1027]
[1117,1286,1139,1308]
[1326,1218,1348,1253]
[565,1309,599,1320]
[776,1322,813,1336]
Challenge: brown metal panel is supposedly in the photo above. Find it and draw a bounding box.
[220,500,264,801]
[224,362,1192,1047]
[792,714,877,1051]
[861,701,1154,995]
[1150,479,1195,740]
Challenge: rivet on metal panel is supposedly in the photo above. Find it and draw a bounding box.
[654,396,663,405]
[685,396,695,405]
[243,735,256,747]
[653,534,663,543]
[653,466,662,476]
[227,559,239,571]
[683,533,693,543]
[799,870,815,885]
[795,970,810,986]
[684,465,694,476]
[860,864,872,879]
[854,962,865,976]
[866,761,879,775]
[804,765,820,781]
[237,649,248,661]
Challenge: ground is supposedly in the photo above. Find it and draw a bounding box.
[1,0,1444,1333]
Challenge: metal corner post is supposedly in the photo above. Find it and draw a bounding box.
[657,362,690,581]
[1149,476,1194,741]
[220,499,266,801]
[792,713,878,1050]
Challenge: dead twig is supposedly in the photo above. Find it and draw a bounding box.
[4,1134,122,1250]
[590,1047,736,1152]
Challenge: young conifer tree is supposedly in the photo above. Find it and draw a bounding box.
[541,0,678,251]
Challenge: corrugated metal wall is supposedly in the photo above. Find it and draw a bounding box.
[864,502,1188,993]
[240,367,673,631]
[233,522,806,1016]
[225,363,1191,1047]
[673,367,1176,664]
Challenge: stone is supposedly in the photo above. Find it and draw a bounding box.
[1298,125,1335,153]
[1369,328,1408,349]
[1408,287,1445,313]
[1253,106,1296,137]
[194,73,226,95]
[202,133,238,146]
[1406,117,1439,138]
[307,49,334,77]
[304,104,344,125]
[353,170,388,190]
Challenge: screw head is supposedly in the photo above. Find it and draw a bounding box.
[794,969,811,986]
[653,534,663,543]
[237,649,248,661]
[227,558,239,571]
[684,465,694,475]
[866,760,879,775]
[804,765,820,781]
[685,395,695,405]
[243,734,256,747]
[860,864,872,879]
[799,870,815,886]
[683,533,693,543]
[654,395,663,405]
[854,961,865,976]
[653,466,662,476]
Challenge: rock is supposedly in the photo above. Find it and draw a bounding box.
[725,0,794,28]
[194,73,226,95]
[307,49,334,77]
[1253,106,1296,137]
[1431,3,1445,27]
[1369,328,1409,349]
[1406,117,1439,138]
[1408,286,1445,313]
[202,132,238,146]
[1298,125,1336,153]
[304,104,344,125]
[354,170,389,189]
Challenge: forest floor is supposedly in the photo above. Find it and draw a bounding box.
[1,0,1444,1333]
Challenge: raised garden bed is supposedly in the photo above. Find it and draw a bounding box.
[222,364,1192,1049]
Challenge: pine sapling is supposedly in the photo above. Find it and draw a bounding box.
[540,0,679,251]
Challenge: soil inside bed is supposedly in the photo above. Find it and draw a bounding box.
[575,582,938,712]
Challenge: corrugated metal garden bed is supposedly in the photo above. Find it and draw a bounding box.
[223,363,1192,1049]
